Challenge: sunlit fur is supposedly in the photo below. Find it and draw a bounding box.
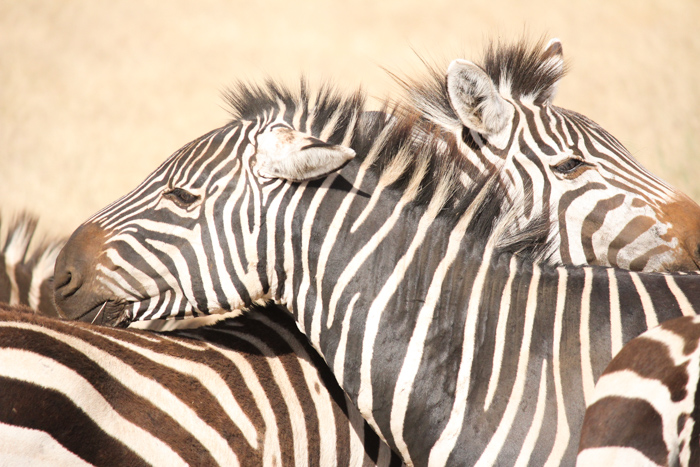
[404,39,700,272]
[54,74,700,466]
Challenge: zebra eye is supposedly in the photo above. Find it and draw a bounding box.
[553,158,586,175]
[163,187,200,208]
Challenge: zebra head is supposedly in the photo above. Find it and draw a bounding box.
[54,84,366,325]
[408,39,700,272]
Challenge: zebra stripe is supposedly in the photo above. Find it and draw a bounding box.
[53,40,700,465]
[0,213,63,316]
[406,39,700,272]
[578,315,700,466]
[53,105,700,465]
[0,303,402,466]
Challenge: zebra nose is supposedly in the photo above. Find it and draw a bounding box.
[53,222,108,320]
[54,266,83,298]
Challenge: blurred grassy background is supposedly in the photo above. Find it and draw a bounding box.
[1,0,699,237]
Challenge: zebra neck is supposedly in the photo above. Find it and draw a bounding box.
[273,222,699,464]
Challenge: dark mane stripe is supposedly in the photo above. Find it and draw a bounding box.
[225,79,366,145]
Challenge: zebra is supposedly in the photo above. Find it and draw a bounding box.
[0,302,403,466]
[51,53,700,465]
[401,38,700,271]
[577,315,700,467]
[0,213,63,316]
[0,218,403,465]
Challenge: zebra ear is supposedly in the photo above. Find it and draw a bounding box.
[538,38,565,104]
[446,59,512,135]
[254,127,356,182]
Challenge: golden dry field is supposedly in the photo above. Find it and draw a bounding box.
[1,0,699,238]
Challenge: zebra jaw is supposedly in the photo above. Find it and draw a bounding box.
[68,299,131,328]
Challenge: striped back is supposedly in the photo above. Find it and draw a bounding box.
[0,303,402,466]
[577,315,700,467]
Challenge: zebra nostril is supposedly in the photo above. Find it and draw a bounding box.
[56,267,83,298]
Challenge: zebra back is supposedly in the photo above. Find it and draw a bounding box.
[0,302,403,466]
[577,315,700,467]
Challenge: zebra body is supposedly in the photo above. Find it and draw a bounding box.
[0,303,402,466]
[577,315,700,467]
[53,41,700,465]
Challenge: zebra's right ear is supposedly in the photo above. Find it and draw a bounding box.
[254,127,356,182]
[446,59,512,136]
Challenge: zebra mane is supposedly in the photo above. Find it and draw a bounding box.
[401,37,569,132]
[0,212,64,301]
[1,213,63,269]
[225,78,366,145]
[223,78,551,261]
[349,106,552,261]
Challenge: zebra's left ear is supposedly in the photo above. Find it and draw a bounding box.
[446,59,513,135]
[254,127,356,182]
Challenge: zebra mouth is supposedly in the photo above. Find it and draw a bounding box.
[76,300,132,328]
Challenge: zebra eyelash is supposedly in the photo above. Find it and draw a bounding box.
[162,187,201,208]
[552,157,589,175]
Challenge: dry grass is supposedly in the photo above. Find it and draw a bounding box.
[1,0,699,236]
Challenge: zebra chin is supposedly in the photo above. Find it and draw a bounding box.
[76,300,132,327]
[54,295,132,328]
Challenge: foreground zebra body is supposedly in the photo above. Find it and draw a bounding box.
[0,303,402,466]
[53,42,700,464]
[0,220,401,465]
[577,315,700,467]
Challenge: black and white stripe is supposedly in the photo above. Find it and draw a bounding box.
[578,315,700,467]
[406,38,700,271]
[0,216,401,466]
[53,40,700,465]
[0,213,62,316]
[0,303,402,466]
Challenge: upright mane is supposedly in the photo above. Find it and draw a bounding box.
[225,78,366,146]
[224,78,552,262]
[0,213,63,275]
[0,212,64,311]
[400,37,569,132]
